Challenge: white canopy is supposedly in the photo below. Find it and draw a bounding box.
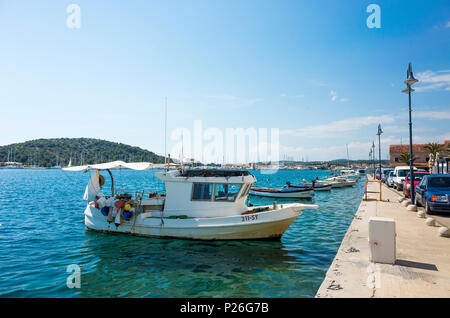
[62,160,178,172]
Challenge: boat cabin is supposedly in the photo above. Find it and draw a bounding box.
[156,168,256,217]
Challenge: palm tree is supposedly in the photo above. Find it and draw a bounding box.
[424,142,444,157]
[399,152,416,165]
[424,142,444,168]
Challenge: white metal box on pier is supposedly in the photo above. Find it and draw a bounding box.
[368,217,396,264]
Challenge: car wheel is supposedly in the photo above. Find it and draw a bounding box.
[425,201,433,215]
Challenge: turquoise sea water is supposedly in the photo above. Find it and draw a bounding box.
[0,169,365,298]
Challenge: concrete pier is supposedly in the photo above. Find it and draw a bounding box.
[316,179,450,298]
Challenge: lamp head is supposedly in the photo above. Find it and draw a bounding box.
[404,63,419,86]
[377,124,383,136]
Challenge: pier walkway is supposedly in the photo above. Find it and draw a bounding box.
[316,178,450,298]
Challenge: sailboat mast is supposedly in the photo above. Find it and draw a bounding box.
[346,144,350,168]
[164,97,168,172]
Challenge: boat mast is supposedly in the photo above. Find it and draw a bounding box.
[164,97,168,174]
[346,144,350,168]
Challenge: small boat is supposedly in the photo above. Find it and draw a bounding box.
[356,169,367,176]
[250,186,314,198]
[289,182,332,191]
[63,161,318,241]
[339,169,360,179]
[322,176,357,187]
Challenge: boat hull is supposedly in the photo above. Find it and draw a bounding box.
[320,178,356,188]
[249,189,314,198]
[300,184,332,191]
[84,203,313,241]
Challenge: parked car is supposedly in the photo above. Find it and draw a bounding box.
[387,171,395,187]
[381,168,394,183]
[415,174,450,214]
[393,166,417,191]
[375,168,381,180]
[403,171,429,197]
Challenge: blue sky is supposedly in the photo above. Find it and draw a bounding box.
[0,0,449,161]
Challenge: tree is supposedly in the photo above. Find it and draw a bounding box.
[0,138,166,167]
[399,152,416,164]
[424,142,444,168]
[424,142,444,158]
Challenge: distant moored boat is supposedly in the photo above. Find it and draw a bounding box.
[250,186,314,198]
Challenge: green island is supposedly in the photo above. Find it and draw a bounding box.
[0,138,166,168]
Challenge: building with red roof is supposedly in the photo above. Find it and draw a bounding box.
[389,140,450,169]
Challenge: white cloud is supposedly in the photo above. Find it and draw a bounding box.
[411,132,450,144]
[415,70,450,92]
[330,90,338,101]
[415,111,450,120]
[383,125,409,133]
[281,115,395,138]
[278,132,450,161]
[330,90,348,102]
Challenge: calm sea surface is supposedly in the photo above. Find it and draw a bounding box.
[0,169,365,297]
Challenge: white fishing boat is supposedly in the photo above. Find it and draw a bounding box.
[309,176,356,188]
[339,169,360,179]
[63,161,317,241]
[250,186,314,198]
[323,176,357,187]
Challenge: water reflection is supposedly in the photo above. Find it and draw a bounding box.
[78,231,302,297]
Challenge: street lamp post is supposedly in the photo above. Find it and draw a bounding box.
[402,63,419,204]
[377,124,383,180]
[372,141,376,178]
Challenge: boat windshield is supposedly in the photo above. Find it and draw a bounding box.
[215,184,242,201]
[191,183,245,202]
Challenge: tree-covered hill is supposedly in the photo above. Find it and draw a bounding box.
[0,138,166,167]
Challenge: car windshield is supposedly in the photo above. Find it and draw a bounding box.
[397,170,409,177]
[430,177,450,188]
[407,174,427,181]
